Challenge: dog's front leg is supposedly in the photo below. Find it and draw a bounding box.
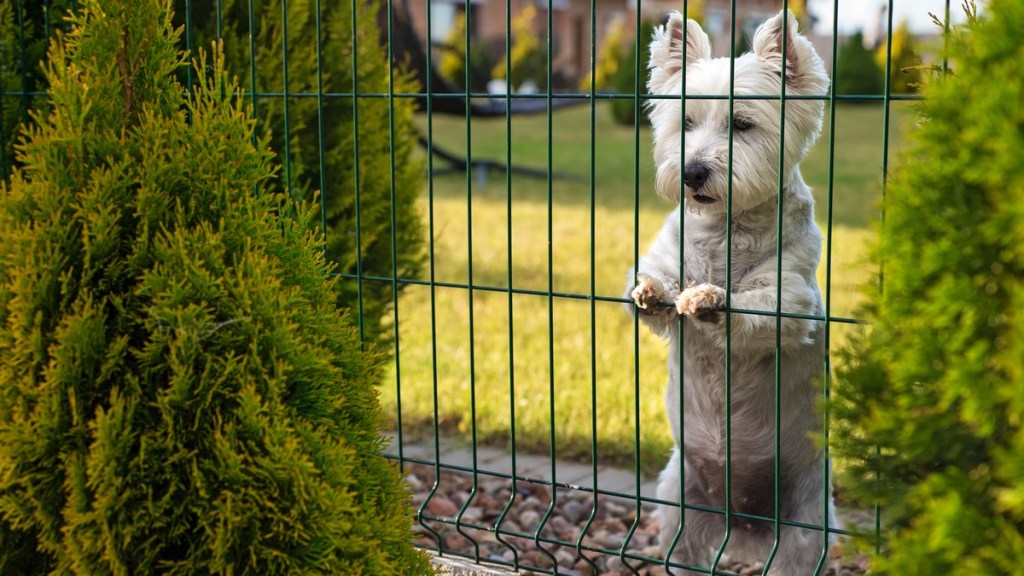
[729,263,819,351]
[626,271,681,337]
[625,211,684,337]
[674,265,818,352]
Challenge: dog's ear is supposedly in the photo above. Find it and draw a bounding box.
[648,12,711,93]
[752,10,828,93]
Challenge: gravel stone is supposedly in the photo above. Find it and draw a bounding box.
[405,463,869,575]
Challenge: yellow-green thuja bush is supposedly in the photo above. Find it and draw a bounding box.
[178,0,427,355]
[832,2,1024,573]
[0,1,431,574]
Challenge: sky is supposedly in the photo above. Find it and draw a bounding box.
[808,0,980,35]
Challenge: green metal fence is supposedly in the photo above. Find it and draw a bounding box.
[1,1,944,574]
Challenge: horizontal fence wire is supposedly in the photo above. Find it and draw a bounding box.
[331,272,864,325]
[0,89,926,101]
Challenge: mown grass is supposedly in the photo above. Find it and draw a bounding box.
[377,101,911,474]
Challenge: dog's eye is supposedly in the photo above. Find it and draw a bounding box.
[732,116,755,132]
[684,116,695,131]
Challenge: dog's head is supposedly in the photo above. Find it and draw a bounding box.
[646,10,829,213]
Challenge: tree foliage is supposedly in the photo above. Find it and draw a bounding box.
[612,20,656,126]
[178,0,427,354]
[580,15,626,91]
[832,2,1024,573]
[834,31,885,98]
[875,20,924,94]
[0,1,430,573]
[492,4,547,91]
[439,11,492,93]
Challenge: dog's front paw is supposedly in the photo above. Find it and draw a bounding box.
[676,283,726,323]
[631,273,675,315]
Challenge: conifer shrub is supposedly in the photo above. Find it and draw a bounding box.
[834,30,885,98]
[611,20,655,126]
[832,2,1024,573]
[179,0,427,354]
[0,1,431,574]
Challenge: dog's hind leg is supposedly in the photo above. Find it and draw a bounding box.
[657,448,725,575]
[764,464,835,575]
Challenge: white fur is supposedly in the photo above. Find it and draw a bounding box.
[626,11,836,575]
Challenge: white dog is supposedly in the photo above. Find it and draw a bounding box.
[626,11,834,575]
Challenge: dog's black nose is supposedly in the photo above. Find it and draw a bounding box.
[683,163,711,190]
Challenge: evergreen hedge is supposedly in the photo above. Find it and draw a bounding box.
[832,2,1024,573]
[178,0,427,354]
[0,1,431,573]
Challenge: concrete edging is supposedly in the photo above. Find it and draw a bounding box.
[430,552,520,575]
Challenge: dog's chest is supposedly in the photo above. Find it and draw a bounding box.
[680,222,775,287]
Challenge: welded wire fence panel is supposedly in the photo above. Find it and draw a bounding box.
[376,2,930,575]
[0,1,946,574]
[378,2,913,569]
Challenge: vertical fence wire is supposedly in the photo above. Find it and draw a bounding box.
[279,0,292,195]
[492,0,520,568]
[821,0,845,570]
[417,0,447,552]
[456,0,482,562]
[384,0,405,476]
[246,0,258,146]
[626,3,643,569]
[710,0,739,572]
[873,0,898,557]
[15,0,28,120]
[350,0,366,347]
[667,3,691,572]
[0,4,6,181]
[314,1,328,253]
[624,2,645,576]
[184,0,192,89]
[215,0,222,40]
[536,4,561,572]
[766,2,791,573]
[575,0,600,573]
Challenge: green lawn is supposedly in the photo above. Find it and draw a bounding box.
[379,101,911,474]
